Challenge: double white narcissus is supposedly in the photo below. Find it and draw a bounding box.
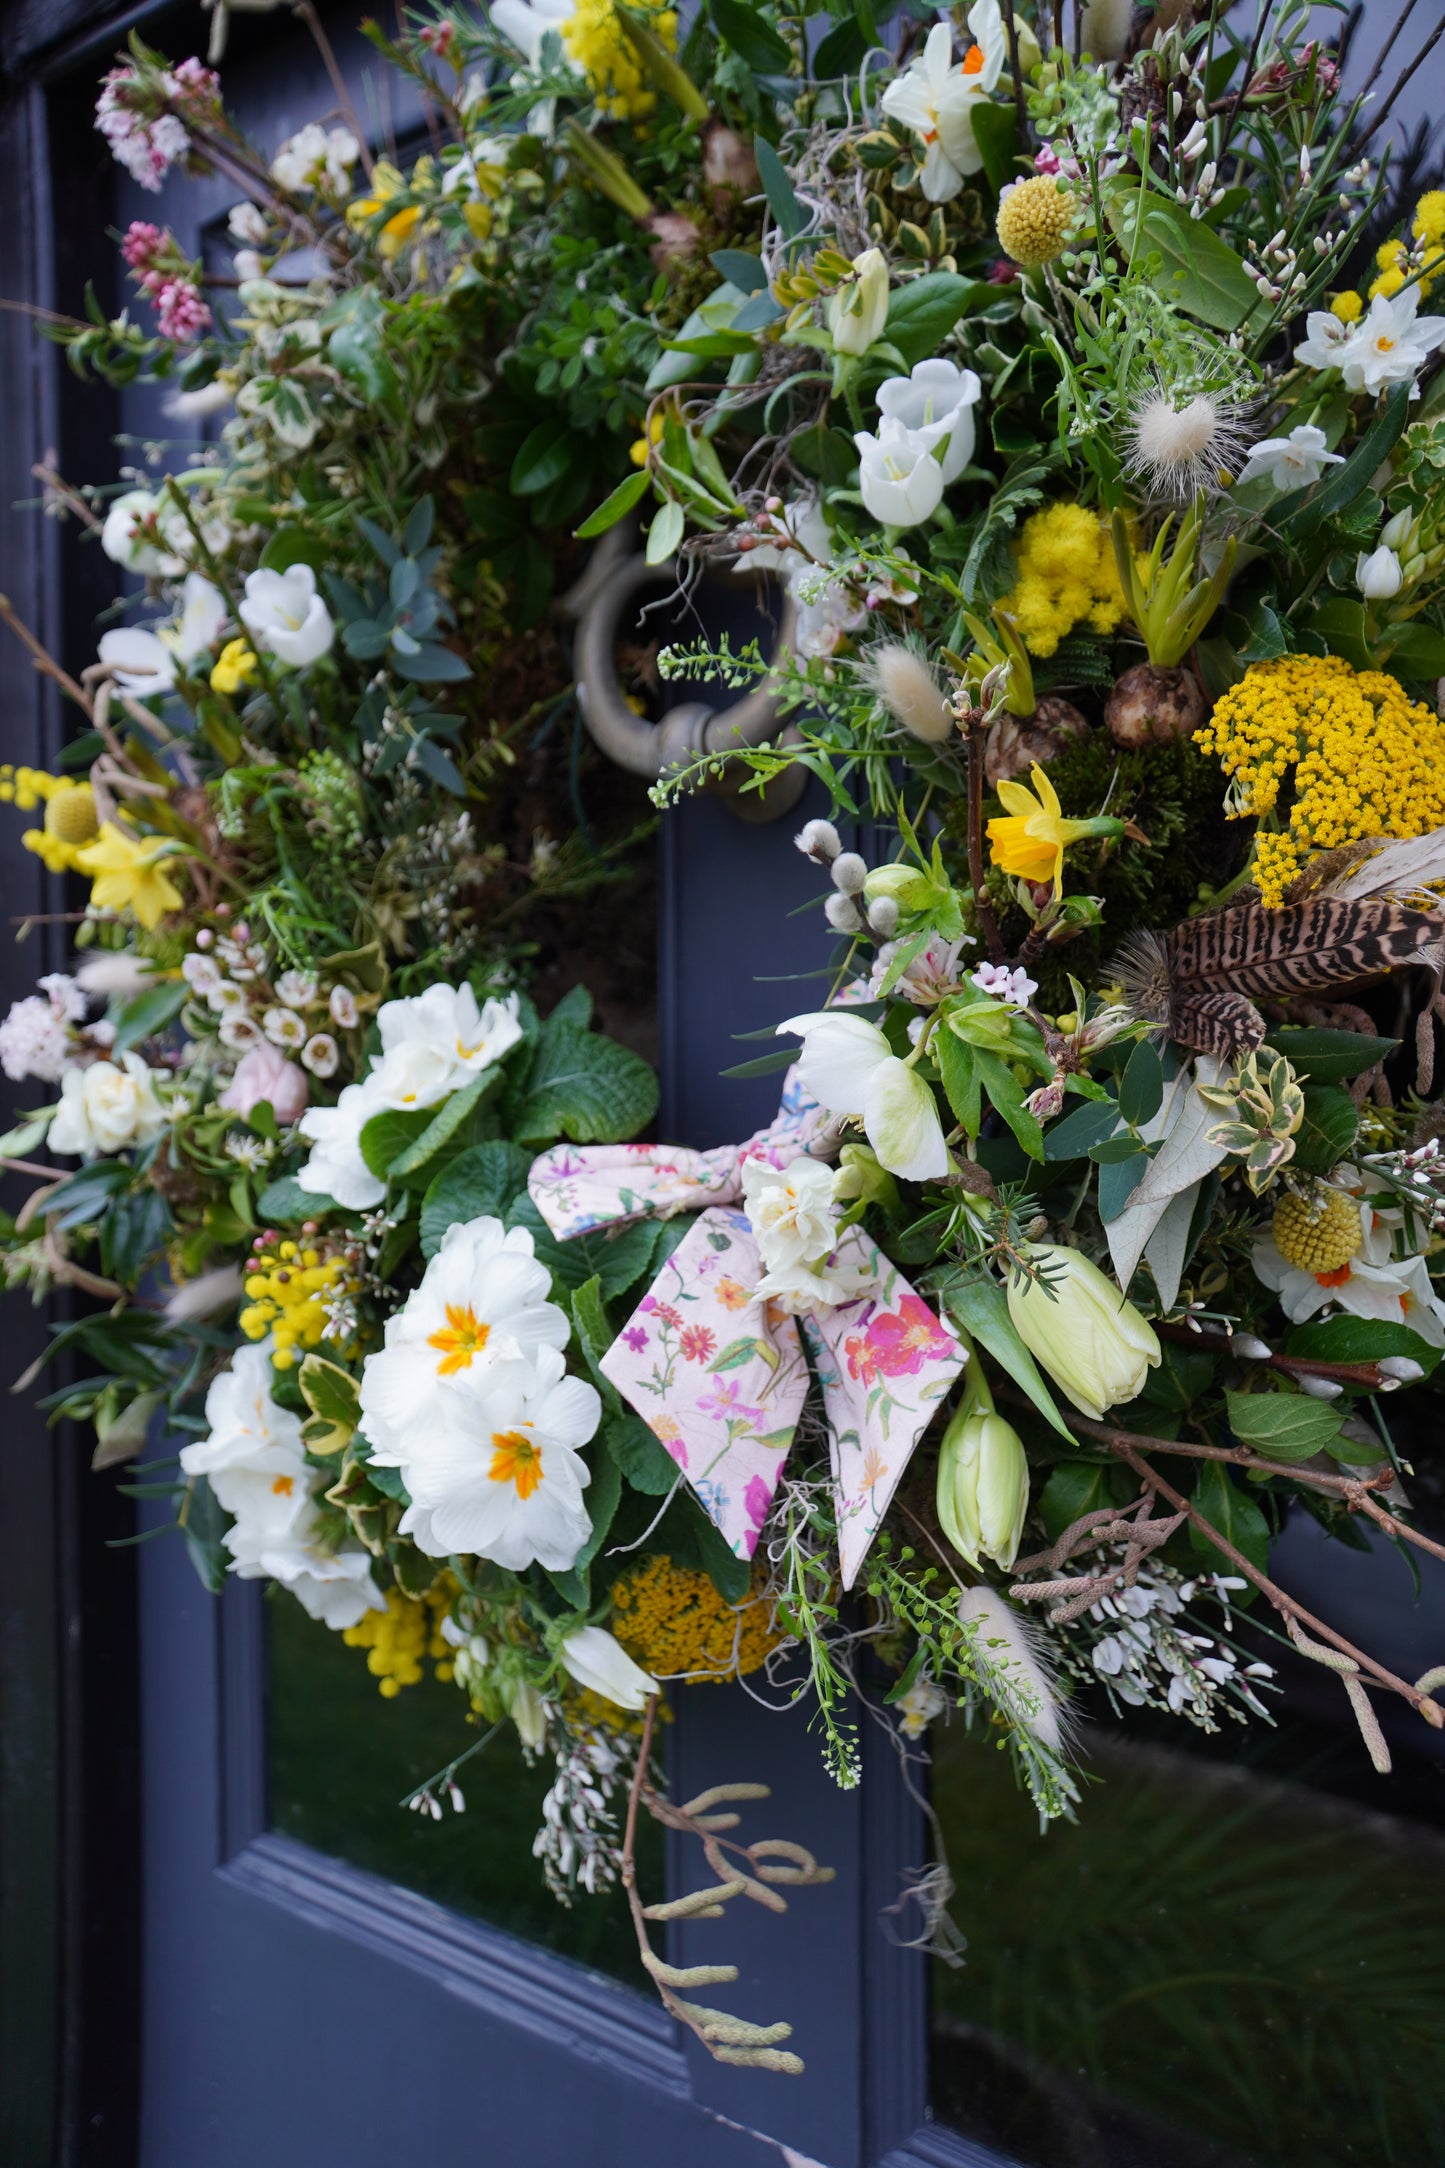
[777,1010,949,1182]
[357,1216,571,1453]
[1007,1245,1161,1420]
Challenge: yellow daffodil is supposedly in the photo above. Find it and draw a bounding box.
[346,159,425,260]
[74,823,187,931]
[986,763,1124,899]
[211,638,259,695]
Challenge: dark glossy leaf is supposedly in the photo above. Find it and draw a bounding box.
[1292,1083,1359,1175]
[883,272,972,367]
[1118,1039,1163,1128]
[1284,1314,1441,1380]
[510,418,576,497]
[709,0,791,71]
[1225,1388,1342,1461]
[938,1273,1072,1438]
[1187,1459,1267,1590]
[109,978,187,1054]
[419,1140,534,1260]
[1043,1095,1121,1161]
[968,99,1019,196]
[1266,1027,1398,1083]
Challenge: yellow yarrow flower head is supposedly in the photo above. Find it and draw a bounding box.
[1194,653,1445,907]
[986,762,1126,900]
[562,0,678,120]
[1000,502,1130,658]
[73,822,186,931]
[609,1554,786,1681]
[210,638,258,695]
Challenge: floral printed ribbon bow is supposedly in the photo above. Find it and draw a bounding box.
[529,1084,966,1590]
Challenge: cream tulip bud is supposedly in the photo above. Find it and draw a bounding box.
[559,1625,659,1712]
[828,247,890,357]
[1356,544,1403,600]
[1007,1245,1160,1420]
[937,1407,1029,1572]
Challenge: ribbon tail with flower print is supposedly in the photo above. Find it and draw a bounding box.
[530,1101,966,1589]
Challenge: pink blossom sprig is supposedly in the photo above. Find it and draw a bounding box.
[119,221,212,344]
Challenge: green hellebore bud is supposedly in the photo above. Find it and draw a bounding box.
[1007,1244,1160,1420]
[944,999,1015,1050]
[862,862,939,910]
[831,1141,901,1214]
[937,1407,1029,1572]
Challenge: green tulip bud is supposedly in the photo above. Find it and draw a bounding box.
[1007,1244,1160,1420]
[937,1407,1029,1572]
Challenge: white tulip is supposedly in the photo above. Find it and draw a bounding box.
[558,1625,659,1712]
[854,417,947,529]
[876,359,982,483]
[239,563,335,668]
[828,247,890,358]
[1356,544,1403,600]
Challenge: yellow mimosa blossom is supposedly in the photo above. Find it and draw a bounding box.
[210,637,259,694]
[342,1582,455,1697]
[1415,191,1445,248]
[1000,502,1130,657]
[1330,289,1364,323]
[1195,654,1445,907]
[73,823,186,931]
[562,0,678,119]
[987,762,1123,899]
[240,1241,357,1369]
[628,412,665,467]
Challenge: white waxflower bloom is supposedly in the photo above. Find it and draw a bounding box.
[48,1051,169,1158]
[875,360,982,483]
[329,984,359,1029]
[263,1006,307,1050]
[1337,286,1445,395]
[1007,1245,1160,1419]
[228,201,269,244]
[881,9,1005,202]
[358,1215,570,1458]
[99,626,177,697]
[1356,543,1404,599]
[205,979,247,1015]
[778,1009,948,1181]
[274,969,317,1009]
[270,122,361,195]
[1235,423,1344,492]
[558,1625,659,1712]
[854,417,947,529]
[238,564,335,669]
[301,1033,339,1079]
[218,1015,263,1051]
[390,1347,599,1572]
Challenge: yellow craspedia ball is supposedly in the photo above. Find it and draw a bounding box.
[1271,1189,1362,1276]
[44,782,99,849]
[996,176,1076,268]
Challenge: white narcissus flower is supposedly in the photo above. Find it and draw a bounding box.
[99,626,177,697]
[1356,544,1404,600]
[49,1051,169,1157]
[827,247,890,358]
[558,1625,659,1711]
[1337,286,1445,396]
[894,1670,948,1738]
[1292,310,1359,374]
[880,9,1005,203]
[239,564,335,668]
[491,0,577,65]
[854,417,947,529]
[1006,1245,1160,1419]
[357,1215,570,1458]
[392,1347,599,1571]
[740,1153,839,1274]
[161,573,228,664]
[1235,423,1344,493]
[875,360,982,483]
[1252,1198,1445,1346]
[778,1010,948,1181]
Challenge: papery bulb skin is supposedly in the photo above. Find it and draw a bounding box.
[985,696,1090,785]
[645,210,703,273]
[1105,663,1209,748]
[702,120,760,213]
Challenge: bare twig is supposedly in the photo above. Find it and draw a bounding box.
[0,594,93,714]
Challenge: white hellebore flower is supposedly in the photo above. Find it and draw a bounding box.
[491,0,577,65]
[854,417,947,529]
[778,1010,948,1182]
[239,563,335,668]
[1007,1244,1161,1419]
[880,9,1005,203]
[558,1625,659,1712]
[357,1215,571,1458]
[100,487,168,573]
[49,1051,169,1158]
[1337,286,1445,396]
[827,247,890,358]
[875,359,983,483]
[392,1347,600,1571]
[1235,423,1344,493]
[1356,544,1404,600]
[270,122,360,195]
[98,625,177,697]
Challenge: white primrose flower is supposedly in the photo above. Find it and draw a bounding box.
[99,626,177,697]
[48,1051,169,1158]
[558,1625,659,1712]
[875,359,982,483]
[238,564,335,669]
[270,122,361,195]
[880,8,1006,203]
[1356,544,1404,600]
[357,1215,571,1459]
[1337,286,1445,396]
[854,417,947,529]
[1235,423,1344,493]
[778,1010,948,1182]
[295,1078,389,1210]
[178,1341,307,1506]
[391,1347,600,1572]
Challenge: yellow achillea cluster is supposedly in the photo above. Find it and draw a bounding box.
[610,1553,786,1681]
[562,0,678,119]
[343,1582,455,1698]
[999,503,1130,658]
[239,1240,355,1368]
[1194,653,1445,907]
[0,764,100,872]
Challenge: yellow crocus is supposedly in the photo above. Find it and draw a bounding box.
[74,823,186,931]
[986,763,1123,900]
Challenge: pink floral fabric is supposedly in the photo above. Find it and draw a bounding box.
[528,1066,827,1239]
[598,1209,965,1588]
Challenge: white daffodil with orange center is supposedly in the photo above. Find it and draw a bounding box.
[395,1347,600,1571]
[880,6,1005,203]
[1252,1183,1445,1345]
[358,1215,571,1458]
